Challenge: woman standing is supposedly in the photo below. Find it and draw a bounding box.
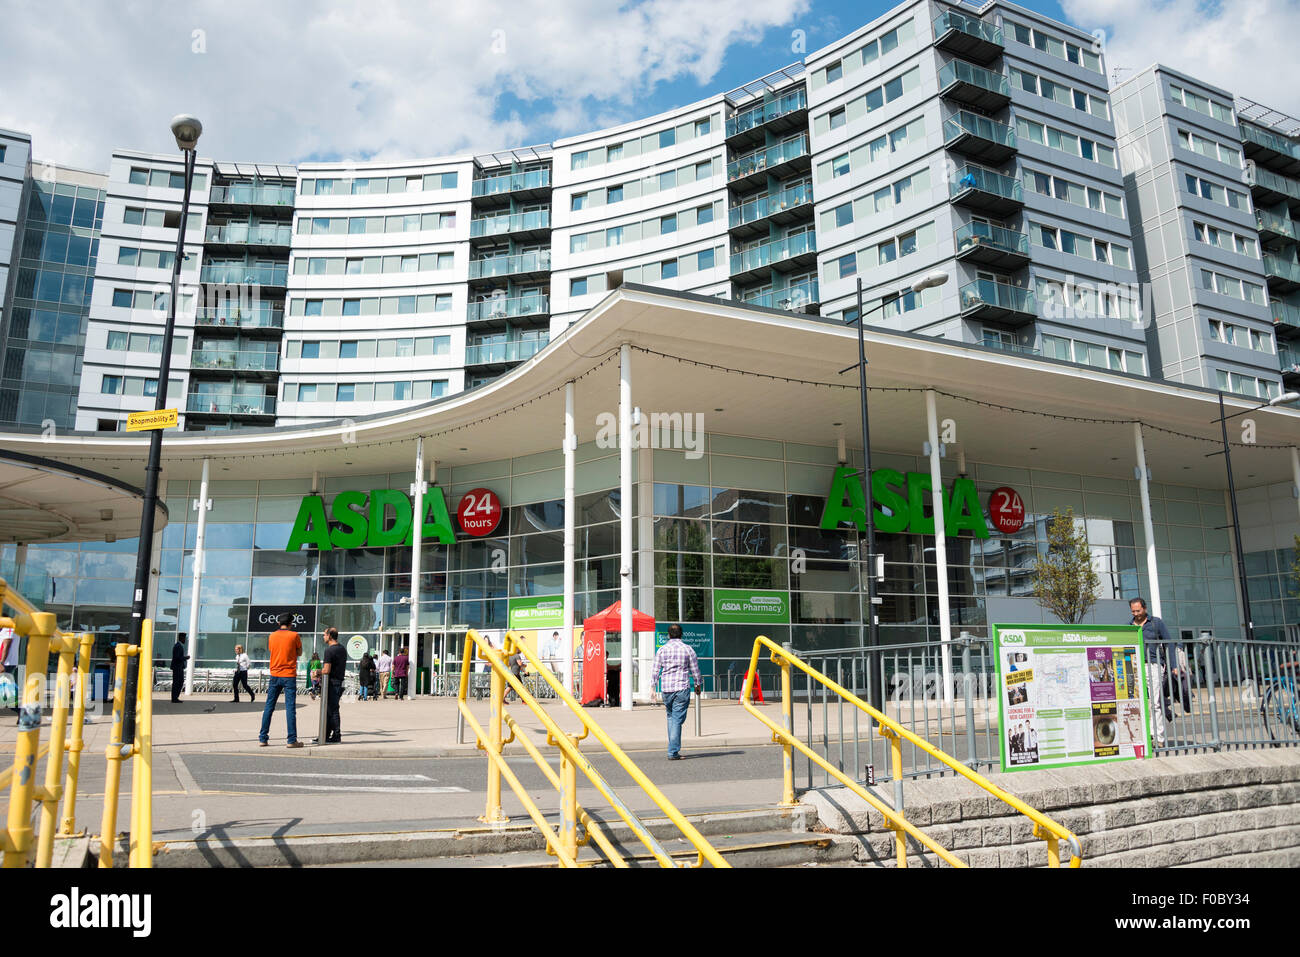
[358,651,374,701]
[233,644,255,703]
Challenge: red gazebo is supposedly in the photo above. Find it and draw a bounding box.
[580,601,655,706]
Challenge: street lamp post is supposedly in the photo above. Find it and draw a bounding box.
[122,115,202,742]
[1213,389,1300,644]
[846,269,948,708]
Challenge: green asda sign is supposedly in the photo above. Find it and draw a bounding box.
[820,467,989,538]
[286,488,456,551]
[713,589,790,624]
[508,595,565,629]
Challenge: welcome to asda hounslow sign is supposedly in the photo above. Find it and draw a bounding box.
[286,488,456,551]
[820,467,990,538]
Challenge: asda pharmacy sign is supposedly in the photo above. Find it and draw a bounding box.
[713,589,790,624]
[820,467,990,538]
[286,488,456,551]
[508,595,565,629]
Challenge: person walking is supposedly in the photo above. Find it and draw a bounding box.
[258,612,304,748]
[170,635,189,703]
[392,646,410,699]
[376,647,392,699]
[651,624,701,760]
[506,647,525,703]
[1,627,20,716]
[1129,596,1174,748]
[307,652,322,700]
[357,651,374,702]
[317,627,346,744]
[233,644,255,703]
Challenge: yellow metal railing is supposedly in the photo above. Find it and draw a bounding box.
[458,629,729,868]
[742,636,1082,868]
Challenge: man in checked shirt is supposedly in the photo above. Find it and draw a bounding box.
[652,624,702,760]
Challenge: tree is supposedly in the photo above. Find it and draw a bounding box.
[1031,508,1100,625]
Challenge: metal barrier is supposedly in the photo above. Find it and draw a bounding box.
[457,628,728,867]
[98,620,157,868]
[0,578,95,868]
[742,635,1082,868]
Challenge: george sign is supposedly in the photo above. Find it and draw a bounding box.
[346,635,368,660]
[713,589,789,624]
[992,624,1151,774]
[457,488,503,537]
[125,408,178,432]
[248,604,317,634]
[508,595,565,630]
[820,467,990,538]
[654,623,715,689]
[988,486,1026,534]
[286,487,456,551]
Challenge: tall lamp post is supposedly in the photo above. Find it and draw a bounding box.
[122,114,202,742]
[844,269,949,707]
[1213,389,1300,643]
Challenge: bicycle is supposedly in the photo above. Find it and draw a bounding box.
[1260,661,1300,743]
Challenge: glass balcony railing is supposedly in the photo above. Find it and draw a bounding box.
[726,88,809,138]
[944,110,1016,149]
[981,338,1040,358]
[194,306,284,330]
[190,350,279,372]
[205,223,293,245]
[1256,208,1298,240]
[739,278,820,311]
[934,9,1002,45]
[464,338,549,365]
[728,182,814,228]
[1264,251,1300,283]
[730,231,816,274]
[1252,166,1300,201]
[469,209,551,237]
[1279,346,1300,373]
[960,278,1034,314]
[954,221,1029,256]
[1271,300,1300,328]
[187,393,275,415]
[938,60,1011,98]
[209,184,295,207]
[1240,122,1300,159]
[471,168,551,198]
[727,135,810,182]
[467,293,550,322]
[200,263,289,286]
[468,250,551,280]
[950,164,1022,202]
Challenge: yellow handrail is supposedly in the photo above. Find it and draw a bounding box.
[742,636,1082,868]
[457,628,729,868]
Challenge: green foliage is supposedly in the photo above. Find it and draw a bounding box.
[1292,535,1300,599]
[1031,508,1101,625]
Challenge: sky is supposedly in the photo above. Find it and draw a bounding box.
[1,0,1297,170]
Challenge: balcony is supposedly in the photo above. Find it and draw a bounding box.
[944,110,1017,164]
[205,222,293,247]
[190,350,279,373]
[933,9,1003,64]
[727,135,811,191]
[1264,251,1300,292]
[186,392,275,417]
[470,168,551,205]
[209,184,295,208]
[1256,207,1298,243]
[726,88,809,144]
[729,231,817,282]
[194,306,284,333]
[980,337,1040,358]
[464,337,549,367]
[1250,166,1300,208]
[954,222,1031,269]
[467,249,551,282]
[1279,346,1300,383]
[738,278,820,313]
[1240,122,1300,177]
[1271,299,1300,336]
[938,59,1011,111]
[728,182,814,236]
[200,263,289,288]
[950,164,1023,216]
[469,208,551,240]
[466,293,550,325]
[959,278,1035,325]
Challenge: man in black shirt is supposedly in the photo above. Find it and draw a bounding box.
[319,627,347,743]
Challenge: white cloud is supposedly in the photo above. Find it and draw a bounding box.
[0,0,808,170]
[1062,0,1300,116]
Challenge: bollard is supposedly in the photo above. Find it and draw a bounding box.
[1200,631,1221,750]
[558,734,579,860]
[3,610,57,868]
[98,643,131,868]
[35,639,75,868]
[480,652,508,824]
[959,632,977,769]
[694,688,702,738]
[456,704,465,745]
[61,634,94,835]
[778,644,796,807]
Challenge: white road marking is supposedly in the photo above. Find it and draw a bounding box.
[169,752,201,794]
[222,783,469,794]
[205,771,434,782]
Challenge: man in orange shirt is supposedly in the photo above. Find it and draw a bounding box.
[258,612,305,748]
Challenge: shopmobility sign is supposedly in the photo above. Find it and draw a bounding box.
[286,488,457,550]
[820,467,991,538]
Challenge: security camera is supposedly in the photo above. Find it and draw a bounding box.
[620,565,632,577]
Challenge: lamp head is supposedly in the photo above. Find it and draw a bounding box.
[1268,391,1300,407]
[170,114,203,151]
[910,269,950,294]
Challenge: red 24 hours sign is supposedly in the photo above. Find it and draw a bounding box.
[988,486,1026,534]
[457,488,502,536]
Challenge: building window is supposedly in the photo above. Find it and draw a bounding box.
[571,192,588,211]
[836,253,856,279]
[829,107,846,130]
[101,376,122,395]
[661,259,678,280]
[826,60,842,83]
[571,277,588,296]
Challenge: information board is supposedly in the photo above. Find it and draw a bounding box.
[992,624,1151,773]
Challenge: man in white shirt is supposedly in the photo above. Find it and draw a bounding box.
[376,648,393,699]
